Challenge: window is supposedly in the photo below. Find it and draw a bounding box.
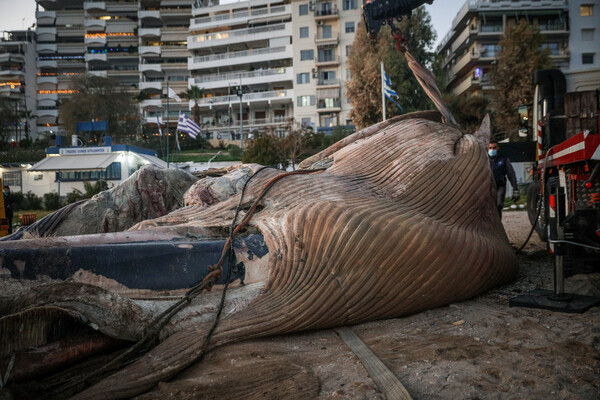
[300,49,314,60]
[55,162,121,182]
[299,26,309,38]
[296,72,310,84]
[2,171,21,187]
[319,70,336,84]
[322,25,332,39]
[345,22,355,33]
[582,28,595,41]
[541,42,559,55]
[297,95,315,107]
[301,117,312,128]
[299,4,308,15]
[318,48,335,62]
[581,4,593,16]
[582,53,595,64]
[346,45,352,57]
[343,0,357,10]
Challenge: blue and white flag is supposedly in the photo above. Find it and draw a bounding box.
[176,112,201,139]
[382,67,403,112]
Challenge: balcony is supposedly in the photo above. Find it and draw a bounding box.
[36,11,56,26]
[85,35,107,45]
[85,53,108,63]
[140,63,162,74]
[315,55,339,67]
[191,0,274,16]
[138,10,161,20]
[141,98,163,109]
[188,23,291,50]
[140,81,162,92]
[316,78,340,87]
[84,1,106,11]
[36,27,57,42]
[85,19,106,31]
[203,117,293,132]
[315,33,339,47]
[139,46,161,56]
[190,4,290,31]
[314,7,339,21]
[190,67,292,90]
[188,45,292,70]
[316,98,341,112]
[193,89,293,108]
[38,92,59,102]
[0,54,25,64]
[37,75,58,85]
[38,60,58,69]
[37,109,59,118]
[139,28,161,38]
[89,70,108,77]
[160,8,192,18]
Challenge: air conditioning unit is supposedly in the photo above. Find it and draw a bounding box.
[312,68,318,73]
[312,73,318,78]
[318,20,324,25]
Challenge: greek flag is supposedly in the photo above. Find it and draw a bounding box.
[176,112,201,139]
[382,67,403,112]
[156,115,163,136]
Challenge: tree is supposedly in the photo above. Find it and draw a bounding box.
[490,21,552,141]
[59,75,140,144]
[446,94,490,134]
[0,97,17,145]
[180,86,204,125]
[347,7,440,129]
[242,134,286,168]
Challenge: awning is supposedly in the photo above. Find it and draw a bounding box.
[137,154,167,169]
[29,153,121,172]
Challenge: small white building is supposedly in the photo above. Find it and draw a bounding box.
[1,140,166,199]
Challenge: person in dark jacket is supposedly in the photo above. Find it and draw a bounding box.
[488,142,519,218]
[3,185,13,234]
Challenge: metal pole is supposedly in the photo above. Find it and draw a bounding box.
[381,61,386,122]
[228,82,231,140]
[239,75,243,150]
[166,79,170,168]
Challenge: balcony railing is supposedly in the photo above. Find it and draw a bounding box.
[196,89,291,105]
[191,46,287,64]
[317,78,340,86]
[192,5,287,26]
[191,67,288,84]
[190,23,286,44]
[315,8,339,17]
[316,55,340,64]
[317,99,341,109]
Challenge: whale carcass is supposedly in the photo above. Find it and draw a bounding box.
[0,114,518,399]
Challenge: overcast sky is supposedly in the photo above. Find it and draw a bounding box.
[0,0,463,49]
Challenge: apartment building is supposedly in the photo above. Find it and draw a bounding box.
[187,0,294,143]
[291,0,360,132]
[0,30,37,141]
[566,0,600,89]
[139,0,194,132]
[36,0,86,139]
[437,0,570,97]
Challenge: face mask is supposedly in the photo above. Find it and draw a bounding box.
[488,149,497,157]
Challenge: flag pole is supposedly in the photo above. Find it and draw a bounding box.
[381,61,386,122]
[166,79,170,168]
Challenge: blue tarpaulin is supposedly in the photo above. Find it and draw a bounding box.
[76,121,109,132]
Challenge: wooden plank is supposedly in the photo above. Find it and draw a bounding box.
[335,327,413,400]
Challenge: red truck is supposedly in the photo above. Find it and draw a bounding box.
[511,69,600,312]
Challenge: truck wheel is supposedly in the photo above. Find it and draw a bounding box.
[526,181,548,242]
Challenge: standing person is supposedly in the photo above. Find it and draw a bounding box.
[489,142,520,218]
[2,185,13,234]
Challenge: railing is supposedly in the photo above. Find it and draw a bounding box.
[480,25,503,33]
[317,99,341,109]
[316,55,340,64]
[191,67,288,84]
[197,89,290,105]
[315,33,339,42]
[315,8,339,17]
[191,46,287,63]
[190,23,286,44]
[202,117,293,129]
[192,5,287,25]
[317,78,340,86]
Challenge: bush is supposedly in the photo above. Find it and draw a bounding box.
[10,191,25,211]
[23,191,42,210]
[66,180,107,204]
[227,144,242,159]
[43,191,62,211]
[66,189,85,204]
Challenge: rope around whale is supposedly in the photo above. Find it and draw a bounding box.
[52,167,325,397]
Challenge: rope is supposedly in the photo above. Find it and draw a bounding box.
[52,167,325,397]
